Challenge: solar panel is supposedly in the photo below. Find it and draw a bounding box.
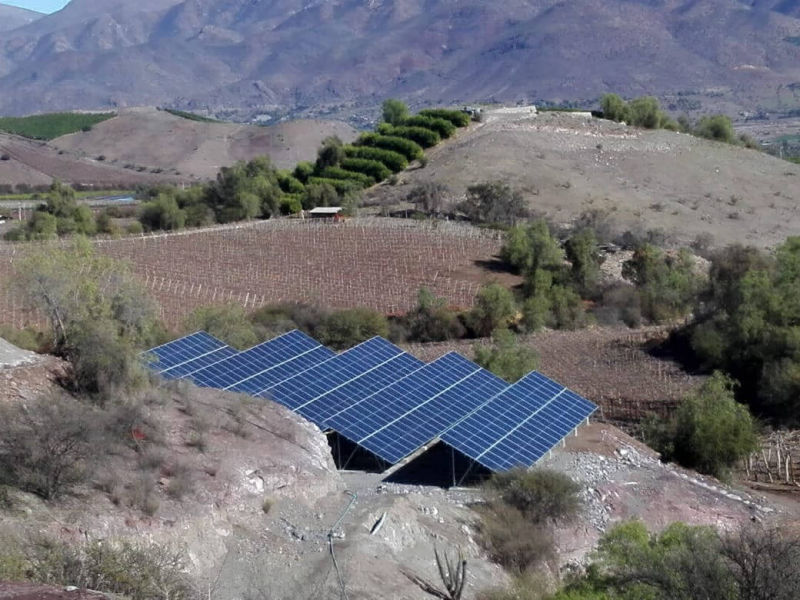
[159,345,240,379]
[358,365,510,465]
[144,331,228,373]
[189,330,323,389]
[440,372,597,472]
[326,353,490,464]
[297,352,425,428]
[228,345,336,395]
[261,337,406,410]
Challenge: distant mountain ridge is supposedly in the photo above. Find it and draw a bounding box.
[0,3,42,32]
[0,0,799,118]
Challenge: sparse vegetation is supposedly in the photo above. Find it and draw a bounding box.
[474,329,538,383]
[164,108,219,123]
[0,112,115,140]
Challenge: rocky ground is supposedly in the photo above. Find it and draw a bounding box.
[0,338,793,599]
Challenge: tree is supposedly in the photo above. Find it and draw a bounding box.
[461,181,527,225]
[467,284,517,337]
[474,329,538,383]
[486,468,580,525]
[139,193,186,231]
[15,238,159,394]
[565,228,603,296]
[182,304,258,350]
[501,220,566,296]
[302,181,339,209]
[646,372,758,479]
[622,245,700,323]
[316,135,346,169]
[382,98,409,125]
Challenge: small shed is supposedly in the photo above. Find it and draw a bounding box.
[308,206,344,220]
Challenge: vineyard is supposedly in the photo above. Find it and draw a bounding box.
[403,326,702,425]
[0,218,513,329]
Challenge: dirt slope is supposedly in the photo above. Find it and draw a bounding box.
[367,109,800,249]
[50,107,358,179]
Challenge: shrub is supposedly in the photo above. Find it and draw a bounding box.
[406,181,450,214]
[479,503,554,574]
[302,181,339,209]
[277,171,305,194]
[474,329,538,383]
[183,303,259,350]
[419,108,471,128]
[340,157,392,182]
[486,467,581,524]
[139,194,186,231]
[401,288,465,343]
[279,194,303,215]
[0,394,96,499]
[385,125,441,148]
[293,161,315,184]
[320,166,375,186]
[344,145,408,172]
[307,176,363,195]
[316,135,346,169]
[694,115,736,144]
[317,307,390,350]
[461,181,527,225]
[357,133,424,160]
[382,98,409,125]
[467,284,517,337]
[645,372,758,479]
[600,93,630,122]
[403,115,456,138]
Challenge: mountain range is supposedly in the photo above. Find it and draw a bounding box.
[0,0,799,119]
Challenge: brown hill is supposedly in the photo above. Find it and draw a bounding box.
[0,108,356,187]
[50,107,358,180]
[366,108,800,249]
[0,0,799,119]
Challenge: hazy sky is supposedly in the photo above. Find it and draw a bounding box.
[3,0,70,13]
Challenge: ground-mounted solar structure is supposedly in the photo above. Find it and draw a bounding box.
[143,331,597,484]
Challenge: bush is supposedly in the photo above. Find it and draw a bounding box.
[600,93,630,122]
[419,108,471,127]
[461,181,527,225]
[277,171,305,194]
[316,135,345,169]
[467,284,517,337]
[307,176,363,195]
[400,288,465,343]
[474,329,538,383]
[317,307,390,350]
[357,133,424,161]
[403,115,456,139]
[279,194,303,215]
[694,115,736,144]
[645,372,758,479]
[344,145,408,172]
[0,394,96,499]
[406,181,450,214]
[302,181,339,209]
[183,304,259,350]
[139,194,186,231]
[293,161,315,184]
[479,503,554,573]
[382,98,409,125]
[486,467,581,525]
[320,166,375,186]
[340,157,392,182]
[385,125,441,148]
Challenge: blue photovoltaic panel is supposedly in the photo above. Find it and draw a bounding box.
[159,345,239,379]
[144,331,228,373]
[189,330,323,389]
[441,372,597,472]
[359,366,510,465]
[228,345,336,395]
[298,352,425,427]
[261,337,406,410]
[326,353,482,463]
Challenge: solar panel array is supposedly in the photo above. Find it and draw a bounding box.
[143,331,596,473]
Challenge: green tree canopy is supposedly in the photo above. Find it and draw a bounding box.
[382,98,410,125]
[474,329,538,382]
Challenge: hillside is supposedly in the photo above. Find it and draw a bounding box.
[0,0,799,119]
[366,108,800,249]
[0,3,42,32]
[0,108,357,187]
[50,107,358,179]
